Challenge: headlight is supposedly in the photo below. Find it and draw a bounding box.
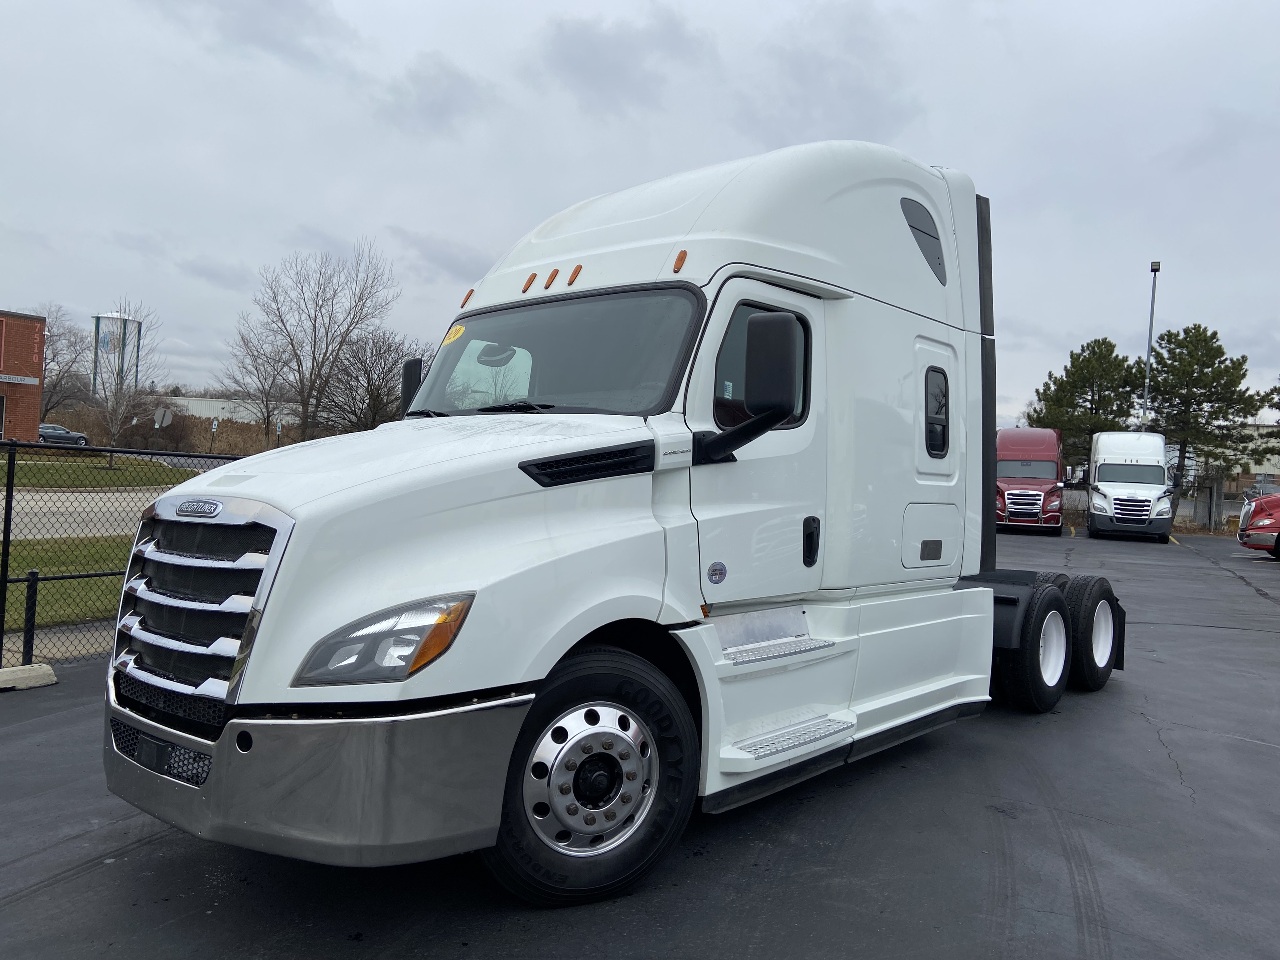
[1045,497,1062,511]
[293,593,474,686]
[1154,500,1172,518]
[1090,496,1109,514]
[1256,518,1275,527]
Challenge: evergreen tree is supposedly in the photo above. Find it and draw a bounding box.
[1025,338,1140,465]
[1146,324,1277,483]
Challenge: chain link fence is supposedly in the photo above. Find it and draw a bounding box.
[1,441,239,667]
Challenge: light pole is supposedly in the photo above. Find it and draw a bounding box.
[1140,261,1161,428]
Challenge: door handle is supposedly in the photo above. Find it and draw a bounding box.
[803,516,820,567]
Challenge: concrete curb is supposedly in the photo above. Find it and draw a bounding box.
[0,663,58,691]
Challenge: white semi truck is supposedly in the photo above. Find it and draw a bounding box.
[1085,431,1175,542]
[104,142,1126,904]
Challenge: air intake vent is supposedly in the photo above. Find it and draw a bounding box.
[520,441,656,487]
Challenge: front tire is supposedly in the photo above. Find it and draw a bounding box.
[77,437,87,446]
[1065,575,1119,692]
[482,646,700,906]
[1005,584,1072,713]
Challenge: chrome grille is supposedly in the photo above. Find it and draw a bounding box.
[112,497,291,741]
[1112,497,1152,524]
[1004,490,1043,518]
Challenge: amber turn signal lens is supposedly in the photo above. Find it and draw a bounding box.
[460,288,474,308]
[567,264,582,285]
[408,598,474,675]
[523,273,537,293]
[544,268,559,289]
[673,249,687,273]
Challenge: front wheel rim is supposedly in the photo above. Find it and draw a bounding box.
[1091,600,1114,668]
[523,702,659,858]
[1039,610,1067,687]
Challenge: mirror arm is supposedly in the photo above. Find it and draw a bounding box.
[692,408,790,465]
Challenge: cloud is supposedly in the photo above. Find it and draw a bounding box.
[386,226,495,285]
[535,7,710,116]
[135,0,357,70]
[0,220,55,252]
[730,5,921,148]
[112,231,167,258]
[381,53,495,136]
[178,255,257,293]
[285,225,353,258]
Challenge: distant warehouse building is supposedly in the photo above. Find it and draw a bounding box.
[0,308,46,441]
[145,396,298,425]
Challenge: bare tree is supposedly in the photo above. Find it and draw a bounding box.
[247,238,400,440]
[37,302,92,420]
[93,296,167,455]
[318,325,432,432]
[218,312,292,446]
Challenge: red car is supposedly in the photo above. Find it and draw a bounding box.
[1238,492,1280,559]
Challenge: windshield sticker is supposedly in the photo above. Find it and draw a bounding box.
[442,325,465,346]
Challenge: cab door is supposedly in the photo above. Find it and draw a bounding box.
[685,279,826,604]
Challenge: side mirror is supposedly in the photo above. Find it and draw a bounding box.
[1169,469,1181,488]
[1082,466,1090,486]
[694,312,800,464]
[400,357,424,418]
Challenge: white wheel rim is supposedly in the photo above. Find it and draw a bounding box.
[1039,610,1067,687]
[1091,600,1114,668]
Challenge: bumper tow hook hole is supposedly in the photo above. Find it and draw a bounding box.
[236,731,254,753]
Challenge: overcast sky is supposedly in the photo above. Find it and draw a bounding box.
[2,0,1277,424]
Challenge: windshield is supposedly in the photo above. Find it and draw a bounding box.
[996,459,1058,480]
[409,288,703,416]
[1096,463,1168,485]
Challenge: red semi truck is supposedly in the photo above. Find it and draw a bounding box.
[996,427,1066,535]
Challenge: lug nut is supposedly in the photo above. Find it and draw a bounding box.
[581,743,594,754]
[583,813,596,825]
[621,793,632,804]
[564,759,578,771]
[559,783,572,795]
[602,738,614,750]
[604,810,617,822]
[566,803,579,816]
[619,751,630,761]
[626,770,637,781]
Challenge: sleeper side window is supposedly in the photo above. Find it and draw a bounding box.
[713,303,808,430]
[925,366,949,458]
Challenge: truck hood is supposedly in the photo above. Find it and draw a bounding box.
[995,478,1061,494]
[1094,482,1169,501]
[167,415,651,516]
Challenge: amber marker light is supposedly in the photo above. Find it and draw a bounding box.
[408,597,475,675]
[544,268,559,289]
[523,273,537,293]
[460,288,474,308]
[567,264,582,285]
[673,249,688,273]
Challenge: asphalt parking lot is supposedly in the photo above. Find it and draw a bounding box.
[2,532,1277,959]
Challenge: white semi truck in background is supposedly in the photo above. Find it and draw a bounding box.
[104,142,1127,904]
[1085,431,1176,542]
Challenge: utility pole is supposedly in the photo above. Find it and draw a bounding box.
[1140,261,1161,428]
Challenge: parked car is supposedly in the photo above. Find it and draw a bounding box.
[38,423,89,445]
[1238,492,1280,559]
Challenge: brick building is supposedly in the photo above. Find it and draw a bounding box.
[0,309,46,441]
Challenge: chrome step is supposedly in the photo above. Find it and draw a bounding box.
[734,716,855,760]
[724,636,835,666]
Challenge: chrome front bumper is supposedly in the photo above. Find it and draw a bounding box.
[104,683,532,867]
[1238,529,1278,550]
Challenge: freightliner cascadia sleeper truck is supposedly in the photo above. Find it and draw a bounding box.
[104,142,1126,904]
[1085,431,1174,542]
[995,427,1067,535]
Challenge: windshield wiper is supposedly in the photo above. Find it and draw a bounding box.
[405,409,451,418]
[474,401,556,414]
